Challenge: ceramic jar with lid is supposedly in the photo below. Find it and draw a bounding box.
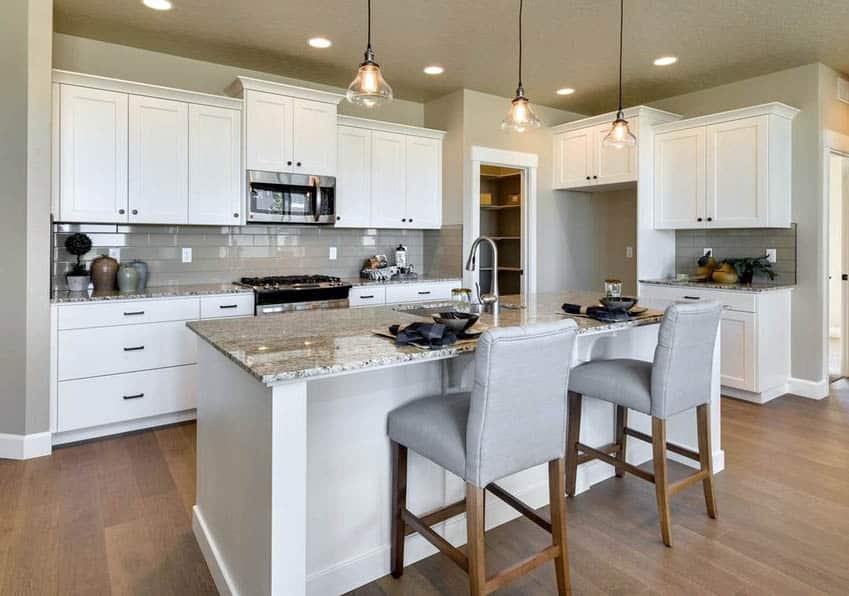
[90,254,119,291]
[117,263,139,293]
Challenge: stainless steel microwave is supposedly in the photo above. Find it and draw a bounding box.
[247,170,336,224]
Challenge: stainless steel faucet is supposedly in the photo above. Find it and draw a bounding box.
[465,236,499,312]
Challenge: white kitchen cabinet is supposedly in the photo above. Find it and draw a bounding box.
[370,130,408,227]
[720,309,756,390]
[553,127,595,189]
[404,135,442,229]
[654,127,706,229]
[58,85,129,223]
[188,104,242,225]
[292,98,337,176]
[245,90,294,173]
[349,280,461,307]
[129,95,189,224]
[336,125,372,227]
[348,285,387,307]
[594,121,638,184]
[551,117,641,190]
[653,103,798,230]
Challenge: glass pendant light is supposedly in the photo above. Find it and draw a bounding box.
[347,0,393,108]
[501,0,541,132]
[603,0,636,148]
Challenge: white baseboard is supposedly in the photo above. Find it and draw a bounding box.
[722,385,787,404]
[0,432,52,460]
[787,377,830,400]
[52,410,196,446]
[193,507,236,596]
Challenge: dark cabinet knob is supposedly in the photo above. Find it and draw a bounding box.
[402,218,407,222]
[593,175,598,179]
[336,216,341,221]
[296,161,302,167]
[707,217,713,222]
[287,161,293,166]
[697,217,703,222]
[586,176,591,180]
[233,213,239,218]
[131,209,138,215]
[118,208,125,215]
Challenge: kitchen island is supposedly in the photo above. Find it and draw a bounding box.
[187,292,722,596]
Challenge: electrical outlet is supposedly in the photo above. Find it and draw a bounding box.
[108,248,120,261]
[625,246,633,259]
[703,248,713,257]
[328,246,337,260]
[182,247,192,263]
[766,248,777,264]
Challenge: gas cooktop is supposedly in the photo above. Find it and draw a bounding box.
[238,275,346,291]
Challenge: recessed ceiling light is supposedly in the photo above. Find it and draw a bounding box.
[423,65,444,75]
[308,37,332,49]
[653,56,678,66]
[556,88,575,96]
[142,0,173,10]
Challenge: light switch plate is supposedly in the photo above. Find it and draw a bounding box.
[329,246,337,260]
[703,248,713,257]
[182,247,192,263]
[625,246,633,259]
[766,248,777,263]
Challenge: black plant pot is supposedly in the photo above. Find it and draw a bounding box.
[739,268,754,285]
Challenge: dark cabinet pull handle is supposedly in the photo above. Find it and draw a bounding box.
[593,175,598,179]
[683,296,701,300]
[296,161,302,167]
[586,176,591,180]
[402,218,407,222]
[418,291,431,295]
[697,217,703,222]
[409,218,413,223]
[219,304,238,309]
[707,217,713,222]
[118,208,126,215]
[131,209,138,215]
[360,295,375,299]
[123,393,144,400]
[336,216,341,221]
[233,213,239,218]
[287,161,293,166]
[123,345,145,352]
[123,311,145,316]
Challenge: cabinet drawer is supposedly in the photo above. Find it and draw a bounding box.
[58,321,196,380]
[350,286,387,307]
[58,298,199,329]
[385,281,456,304]
[200,293,254,319]
[639,284,756,313]
[57,365,196,432]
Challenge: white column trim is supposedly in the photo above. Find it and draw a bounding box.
[0,432,52,460]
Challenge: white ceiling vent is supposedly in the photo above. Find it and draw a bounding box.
[838,78,849,104]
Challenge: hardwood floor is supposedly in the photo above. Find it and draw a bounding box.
[1,389,848,595]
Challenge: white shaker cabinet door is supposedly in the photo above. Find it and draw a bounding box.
[404,135,442,229]
[595,121,638,185]
[188,104,242,225]
[59,85,129,223]
[292,98,338,177]
[720,310,757,391]
[245,90,294,173]
[553,128,594,189]
[128,95,189,224]
[336,126,372,228]
[654,127,706,229]
[706,116,769,228]
[370,131,407,228]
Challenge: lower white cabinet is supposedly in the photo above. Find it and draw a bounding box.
[639,283,791,403]
[349,281,460,307]
[349,285,387,307]
[51,292,254,440]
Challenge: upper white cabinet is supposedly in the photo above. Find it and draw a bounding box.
[595,121,638,184]
[553,128,595,189]
[58,84,128,223]
[188,104,242,225]
[335,116,445,230]
[235,77,342,177]
[129,95,189,224]
[653,103,798,230]
[53,70,243,226]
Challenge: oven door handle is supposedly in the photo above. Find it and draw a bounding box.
[312,177,322,222]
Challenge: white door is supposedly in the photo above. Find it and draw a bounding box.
[245,90,294,172]
[706,116,769,228]
[370,131,407,228]
[404,136,442,229]
[335,126,372,228]
[188,104,242,225]
[654,127,706,229]
[595,121,638,184]
[720,310,757,391]
[292,99,337,176]
[59,85,129,223]
[553,128,594,189]
[128,95,189,224]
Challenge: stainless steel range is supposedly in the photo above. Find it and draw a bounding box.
[237,275,352,316]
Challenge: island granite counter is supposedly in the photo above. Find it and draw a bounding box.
[187,292,722,596]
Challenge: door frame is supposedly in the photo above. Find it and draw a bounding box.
[823,130,849,379]
[467,146,538,298]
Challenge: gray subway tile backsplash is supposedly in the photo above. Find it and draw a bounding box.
[53,223,464,290]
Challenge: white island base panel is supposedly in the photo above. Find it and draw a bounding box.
[193,325,723,596]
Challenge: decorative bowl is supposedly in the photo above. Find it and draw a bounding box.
[599,296,638,312]
[432,312,479,333]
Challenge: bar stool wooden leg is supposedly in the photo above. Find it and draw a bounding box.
[466,484,487,596]
[651,417,672,547]
[565,392,582,497]
[614,406,628,478]
[548,458,572,596]
[390,441,408,578]
[697,404,718,519]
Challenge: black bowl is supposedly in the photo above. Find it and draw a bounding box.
[599,296,638,312]
[433,312,479,333]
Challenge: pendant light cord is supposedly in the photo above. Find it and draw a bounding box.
[617,0,624,115]
[518,0,524,92]
[367,0,373,52]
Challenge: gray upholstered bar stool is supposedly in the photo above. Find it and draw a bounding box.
[565,301,721,547]
[387,319,579,596]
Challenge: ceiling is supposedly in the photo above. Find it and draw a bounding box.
[54,0,849,115]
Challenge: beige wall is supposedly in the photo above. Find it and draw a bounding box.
[423,90,465,225]
[0,0,52,436]
[53,33,425,127]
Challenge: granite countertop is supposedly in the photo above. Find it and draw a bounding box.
[187,291,666,386]
[640,278,796,293]
[51,283,254,304]
[346,275,463,287]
